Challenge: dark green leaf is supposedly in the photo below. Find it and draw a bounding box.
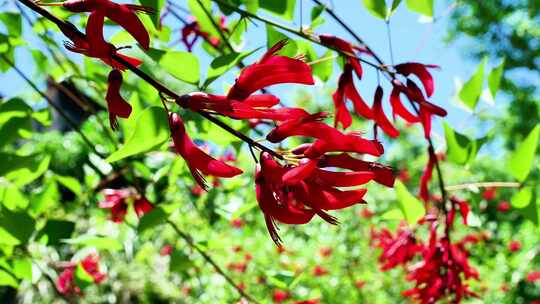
[259,0,296,21]
[36,220,76,246]
[138,207,168,234]
[170,250,191,273]
[0,13,22,37]
[0,209,36,245]
[204,49,257,87]
[363,0,387,19]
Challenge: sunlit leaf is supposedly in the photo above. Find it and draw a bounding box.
[107,107,170,163]
[459,57,487,111]
[204,49,257,88]
[507,124,539,182]
[511,186,533,208]
[362,0,387,19]
[63,235,123,251]
[0,12,22,37]
[405,0,433,17]
[0,270,18,287]
[488,58,505,100]
[394,180,425,224]
[312,50,334,82]
[259,0,297,21]
[147,49,200,85]
[266,25,297,57]
[74,263,94,289]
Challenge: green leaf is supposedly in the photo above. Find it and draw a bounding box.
[74,263,94,290]
[0,269,18,288]
[267,271,296,289]
[11,258,32,281]
[266,25,297,57]
[312,50,334,82]
[0,209,36,245]
[188,0,221,40]
[488,58,505,99]
[389,0,403,17]
[459,57,487,111]
[363,0,387,19]
[170,250,191,273]
[0,182,28,210]
[259,0,297,21]
[507,125,539,182]
[381,208,405,221]
[405,0,433,17]
[138,0,165,28]
[30,180,59,216]
[204,49,257,88]
[394,180,425,224]
[310,4,326,28]
[519,191,539,226]
[0,13,22,37]
[36,220,76,246]
[511,187,533,208]
[107,107,170,163]
[63,235,123,251]
[147,49,200,85]
[55,175,82,196]
[138,207,168,234]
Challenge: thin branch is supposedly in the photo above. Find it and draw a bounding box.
[445,182,521,192]
[17,0,282,160]
[195,0,236,53]
[166,220,261,304]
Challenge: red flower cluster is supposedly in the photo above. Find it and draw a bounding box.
[508,240,521,252]
[402,223,479,304]
[180,16,227,51]
[319,35,446,137]
[56,254,106,295]
[98,188,154,222]
[371,226,423,270]
[40,0,153,128]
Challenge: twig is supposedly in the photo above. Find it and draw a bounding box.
[445,182,521,192]
[166,220,261,304]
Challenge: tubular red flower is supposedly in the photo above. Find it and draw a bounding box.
[168,112,243,190]
[106,69,132,129]
[389,82,420,123]
[419,152,435,203]
[395,62,438,97]
[99,188,131,222]
[373,86,399,138]
[56,254,106,295]
[371,227,423,270]
[57,0,152,49]
[319,34,363,78]
[227,40,314,101]
[318,153,395,187]
[133,196,154,218]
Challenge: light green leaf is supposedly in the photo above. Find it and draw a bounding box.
[188,0,221,40]
[107,106,169,163]
[0,270,18,287]
[0,182,28,210]
[63,235,123,251]
[147,49,200,85]
[310,4,326,28]
[380,208,404,221]
[11,258,32,281]
[74,263,94,289]
[312,50,334,82]
[30,180,59,216]
[394,180,425,224]
[204,49,257,88]
[259,0,297,21]
[507,125,539,182]
[266,25,297,57]
[138,0,165,29]
[405,0,433,17]
[363,0,387,19]
[0,13,22,37]
[511,187,533,208]
[55,175,82,195]
[488,58,505,100]
[459,57,487,110]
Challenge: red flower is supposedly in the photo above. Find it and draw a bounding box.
[160,245,174,256]
[272,290,289,303]
[46,0,152,49]
[227,40,314,101]
[482,187,497,200]
[419,152,435,203]
[61,12,142,70]
[361,208,374,219]
[133,196,154,217]
[389,82,420,124]
[332,64,373,128]
[105,69,132,129]
[169,112,242,190]
[319,34,364,79]
[99,188,131,223]
[355,280,366,289]
[394,63,438,97]
[319,247,333,258]
[373,86,399,138]
[371,227,423,270]
[318,153,395,187]
[500,283,509,292]
[497,201,510,213]
[449,196,470,226]
[56,254,106,295]
[313,265,329,276]
[293,299,320,304]
[231,218,244,228]
[527,271,540,283]
[398,169,411,182]
[508,240,521,252]
[180,16,227,51]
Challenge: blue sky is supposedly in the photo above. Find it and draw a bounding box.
[0,1,505,141]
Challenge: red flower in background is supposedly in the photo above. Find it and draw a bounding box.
[361,208,374,219]
[272,290,289,303]
[180,16,227,51]
[231,218,244,228]
[56,254,106,295]
[293,299,320,304]
[527,271,540,283]
[313,265,329,276]
[355,280,366,289]
[319,247,333,258]
[160,245,174,256]
[508,240,521,252]
[497,201,510,213]
[482,187,497,200]
[372,85,399,138]
[419,152,436,203]
[371,226,423,270]
[98,188,153,222]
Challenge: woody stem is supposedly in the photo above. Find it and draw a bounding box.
[166,220,261,304]
[17,0,283,160]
